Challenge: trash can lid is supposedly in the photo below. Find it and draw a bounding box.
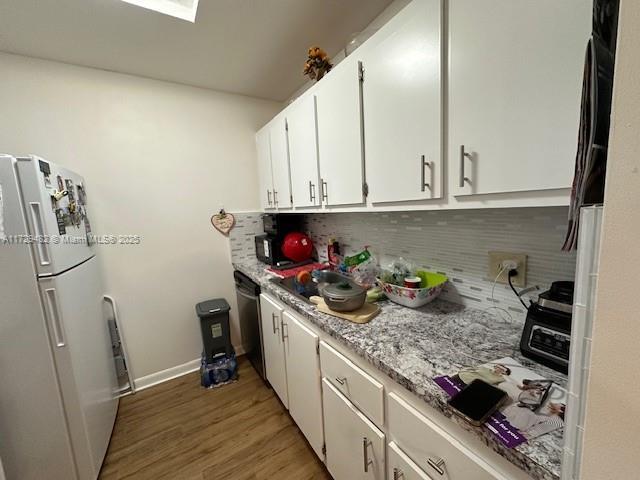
[196,298,230,318]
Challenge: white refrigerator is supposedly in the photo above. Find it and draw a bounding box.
[0,155,118,480]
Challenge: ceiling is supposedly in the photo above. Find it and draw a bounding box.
[0,0,394,101]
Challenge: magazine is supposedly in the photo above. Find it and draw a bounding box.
[434,357,567,448]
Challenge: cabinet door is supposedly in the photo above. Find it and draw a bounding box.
[363,0,443,203]
[388,442,433,480]
[269,115,293,209]
[283,312,324,459]
[449,0,590,196]
[323,378,385,480]
[288,95,321,208]
[259,294,288,408]
[316,58,365,207]
[256,126,275,210]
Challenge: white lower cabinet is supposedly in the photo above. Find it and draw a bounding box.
[388,392,505,480]
[257,294,531,480]
[388,441,433,480]
[282,311,324,459]
[259,294,288,408]
[322,378,385,480]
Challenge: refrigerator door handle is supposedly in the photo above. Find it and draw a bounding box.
[104,295,136,394]
[29,202,51,266]
[45,288,66,347]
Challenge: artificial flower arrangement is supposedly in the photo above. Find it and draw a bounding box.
[303,46,333,81]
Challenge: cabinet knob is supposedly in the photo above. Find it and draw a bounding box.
[335,376,347,385]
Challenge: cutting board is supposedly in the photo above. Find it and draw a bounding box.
[309,296,380,324]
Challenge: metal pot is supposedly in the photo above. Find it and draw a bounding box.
[313,270,351,294]
[320,281,366,312]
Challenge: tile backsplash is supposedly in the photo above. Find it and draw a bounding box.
[303,207,576,322]
[229,208,577,325]
[228,212,263,263]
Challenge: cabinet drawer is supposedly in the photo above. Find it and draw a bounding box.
[320,341,384,427]
[388,392,505,480]
[388,441,432,480]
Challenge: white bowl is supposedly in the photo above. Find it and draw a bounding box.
[377,279,446,308]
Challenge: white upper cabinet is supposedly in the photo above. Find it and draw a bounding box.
[363,0,443,203]
[449,0,591,197]
[269,115,293,209]
[287,95,321,208]
[256,126,275,210]
[316,57,366,207]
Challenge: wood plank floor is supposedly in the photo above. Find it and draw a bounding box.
[100,357,331,480]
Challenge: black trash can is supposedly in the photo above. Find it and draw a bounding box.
[196,298,232,362]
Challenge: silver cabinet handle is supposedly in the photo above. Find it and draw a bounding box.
[267,189,272,206]
[459,145,472,188]
[362,437,373,473]
[421,155,432,193]
[271,312,279,334]
[335,376,346,385]
[281,318,287,342]
[309,181,317,203]
[273,190,278,206]
[393,468,404,480]
[321,178,328,203]
[427,457,445,476]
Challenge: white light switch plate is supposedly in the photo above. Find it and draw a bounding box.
[488,251,527,287]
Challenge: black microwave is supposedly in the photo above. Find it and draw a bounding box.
[262,213,303,237]
[255,234,285,266]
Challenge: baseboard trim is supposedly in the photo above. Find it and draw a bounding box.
[134,358,201,392]
[133,345,246,392]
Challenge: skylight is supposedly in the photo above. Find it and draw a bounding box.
[121,0,200,23]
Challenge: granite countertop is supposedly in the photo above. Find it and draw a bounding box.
[234,259,567,480]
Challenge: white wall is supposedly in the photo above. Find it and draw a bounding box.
[580,1,640,478]
[0,52,280,382]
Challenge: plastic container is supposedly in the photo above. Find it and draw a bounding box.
[377,272,448,308]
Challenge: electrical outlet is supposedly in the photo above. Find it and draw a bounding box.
[488,252,527,287]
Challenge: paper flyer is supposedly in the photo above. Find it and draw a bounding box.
[434,357,567,448]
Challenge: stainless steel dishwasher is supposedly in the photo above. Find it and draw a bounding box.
[234,270,265,381]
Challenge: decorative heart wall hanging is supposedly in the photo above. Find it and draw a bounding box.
[211,209,235,236]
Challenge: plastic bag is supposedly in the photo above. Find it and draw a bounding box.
[379,258,415,286]
[350,255,380,289]
[200,352,238,389]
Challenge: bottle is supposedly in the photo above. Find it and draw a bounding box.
[327,238,341,271]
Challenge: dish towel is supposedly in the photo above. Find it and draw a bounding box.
[562,36,614,251]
